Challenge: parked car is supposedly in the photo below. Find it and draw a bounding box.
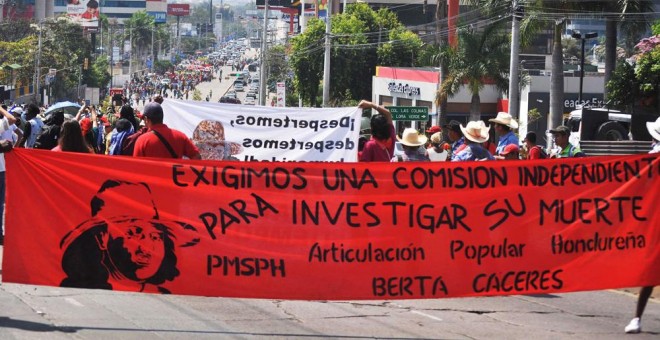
[219,96,241,104]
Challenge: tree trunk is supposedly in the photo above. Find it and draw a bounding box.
[549,22,564,133]
[604,18,617,104]
[436,1,448,138]
[470,93,481,121]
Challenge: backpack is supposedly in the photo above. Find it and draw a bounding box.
[532,145,547,159]
[33,125,61,150]
[120,127,147,156]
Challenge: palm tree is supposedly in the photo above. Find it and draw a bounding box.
[437,23,510,121]
[124,11,156,72]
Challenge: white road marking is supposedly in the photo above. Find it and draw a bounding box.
[65,297,84,307]
[411,310,443,322]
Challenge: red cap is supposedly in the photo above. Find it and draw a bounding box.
[500,143,520,155]
[99,116,111,127]
[426,126,442,133]
[80,118,92,134]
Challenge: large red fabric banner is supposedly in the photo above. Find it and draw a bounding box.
[3,149,659,299]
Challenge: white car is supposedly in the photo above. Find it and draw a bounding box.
[244,96,256,105]
[234,82,244,91]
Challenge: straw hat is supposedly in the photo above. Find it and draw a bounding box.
[646,117,660,141]
[430,132,442,144]
[397,128,427,147]
[489,112,519,129]
[460,121,490,143]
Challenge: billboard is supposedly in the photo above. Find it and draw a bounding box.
[167,3,190,16]
[67,0,99,28]
[147,11,167,24]
[256,0,293,6]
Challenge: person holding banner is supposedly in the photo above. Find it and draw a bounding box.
[625,117,660,334]
[358,100,395,162]
[0,105,16,246]
[452,121,494,162]
[489,112,519,160]
[549,125,585,158]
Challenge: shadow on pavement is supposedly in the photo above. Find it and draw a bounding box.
[0,318,438,338]
[0,317,79,333]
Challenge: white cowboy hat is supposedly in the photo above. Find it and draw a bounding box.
[647,117,660,141]
[489,112,519,129]
[460,121,490,143]
[397,128,427,147]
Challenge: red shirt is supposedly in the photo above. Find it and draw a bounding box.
[527,145,544,160]
[359,123,396,162]
[133,123,200,159]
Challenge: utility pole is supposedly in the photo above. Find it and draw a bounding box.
[128,27,133,79]
[300,0,306,32]
[259,0,269,106]
[508,0,522,119]
[322,0,332,107]
[34,20,43,103]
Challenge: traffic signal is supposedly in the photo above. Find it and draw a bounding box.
[83,57,89,70]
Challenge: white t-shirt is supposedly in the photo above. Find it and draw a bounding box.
[427,147,448,161]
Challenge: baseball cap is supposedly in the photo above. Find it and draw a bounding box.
[500,143,520,155]
[444,120,462,133]
[549,125,570,135]
[142,102,163,120]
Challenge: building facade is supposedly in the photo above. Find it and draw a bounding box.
[372,66,606,146]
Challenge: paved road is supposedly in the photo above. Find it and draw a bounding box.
[1,245,658,339]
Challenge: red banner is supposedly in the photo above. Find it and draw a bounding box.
[3,149,659,299]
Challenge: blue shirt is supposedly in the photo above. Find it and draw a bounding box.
[452,143,494,162]
[495,131,519,155]
[450,137,465,159]
[391,147,430,162]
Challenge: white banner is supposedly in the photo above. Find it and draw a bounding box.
[161,99,361,162]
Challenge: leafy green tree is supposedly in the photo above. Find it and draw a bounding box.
[89,55,110,88]
[290,18,325,107]
[0,36,37,88]
[0,19,32,42]
[606,61,638,111]
[40,18,93,101]
[290,3,417,106]
[437,24,510,121]
[635,47,660,109]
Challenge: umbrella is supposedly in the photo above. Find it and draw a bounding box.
[45,101,81,115]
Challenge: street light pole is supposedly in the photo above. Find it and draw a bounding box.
[572,31,598,106]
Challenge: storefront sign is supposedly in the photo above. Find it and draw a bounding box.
[388,82,421,96]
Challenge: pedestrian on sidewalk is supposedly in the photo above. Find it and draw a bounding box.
[624,117,660,334]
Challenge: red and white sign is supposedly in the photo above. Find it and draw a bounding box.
[167,3,190,16]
